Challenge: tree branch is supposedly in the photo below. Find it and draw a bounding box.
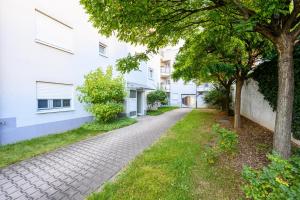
[284,0,300,32]
[231,0,256,19]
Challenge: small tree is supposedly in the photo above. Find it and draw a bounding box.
[77,66,126,122]
[147,90,168,110]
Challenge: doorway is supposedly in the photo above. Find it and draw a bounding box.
[137,91,143,115]
[181,94,196,108]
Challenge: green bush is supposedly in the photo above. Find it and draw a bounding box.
[252,46,300,139]
[147,90,168,107]
[242,153,300,200]
[77,66,126,122]
[212,124,238,153]
[204,85,231,112]
[89,103,123,122]
[203,124,238,165]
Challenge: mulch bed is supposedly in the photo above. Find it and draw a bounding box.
[215,111,273,171]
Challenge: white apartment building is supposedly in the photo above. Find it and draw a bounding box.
[0,0,159,145]
[159,47,211,108]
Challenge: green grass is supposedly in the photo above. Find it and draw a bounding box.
[147,106,179,116]
[88,110,241,200]
[0,117,137,168]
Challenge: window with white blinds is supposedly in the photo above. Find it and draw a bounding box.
[36,82,73,111]
[35,9,74,53]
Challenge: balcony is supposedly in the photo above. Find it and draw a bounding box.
[160,67,171,77]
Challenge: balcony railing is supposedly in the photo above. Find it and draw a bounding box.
[160,67,171,74]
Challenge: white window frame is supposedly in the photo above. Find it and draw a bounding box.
[37,99,72,111]
[36,81,74,114]
[99,42,107,57]
[129,90,137,98]
[148,67,154,80]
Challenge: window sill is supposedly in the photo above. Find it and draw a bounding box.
[99,53,108,58]
[35,39,74,54]
[36,108,75,114]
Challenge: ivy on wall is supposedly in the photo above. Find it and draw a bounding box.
[252,46,300,139]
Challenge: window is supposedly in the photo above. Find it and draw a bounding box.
[38,99,49,110]
[37,99,71,110]
[148,68,153,79]
[53,99,62,108]
[99,42,107,56]
[35,9,74,53]
[36,82,73,112]
[129,90,137,98]
[63,99,71,107]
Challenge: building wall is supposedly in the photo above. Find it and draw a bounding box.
[241,79,276,131]
[159,47,210,108]
[0,0,158,144]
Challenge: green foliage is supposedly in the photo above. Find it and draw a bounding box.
[212,124,238,153]
[204,85,231,111]
[89,103,124,123]
[147,90,168,106]
[77,66,126,122]
[203,124,238,165]
[80,0,297,53]
[252,46,300,139]
[242,153,300,200]
[82,117,137,132]
[116,53,149,73]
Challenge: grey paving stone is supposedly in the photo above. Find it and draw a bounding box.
[0,109,190,200]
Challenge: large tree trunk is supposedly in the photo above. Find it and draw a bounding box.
[234,78,244,129]
[274,35,294,158]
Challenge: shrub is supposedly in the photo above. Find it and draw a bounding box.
[204,85,232,113]
[212,124,238,153]
[147,90,168,108]
[242,153,300,200]
[77,66,126,122]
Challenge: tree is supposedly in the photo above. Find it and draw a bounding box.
[173,28,269,128]
[77,66,126,122]
[172,32,236,116]
[80,0,300,157]
[147,90,168,109]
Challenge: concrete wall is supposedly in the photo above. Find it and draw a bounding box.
[241,79,276,131]
[0,0,159,145]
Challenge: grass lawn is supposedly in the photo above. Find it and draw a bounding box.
[0,117,137,168]
[147,106,179,116]
[88,109,241,200]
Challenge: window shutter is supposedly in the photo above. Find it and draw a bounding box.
[36,82,73,99]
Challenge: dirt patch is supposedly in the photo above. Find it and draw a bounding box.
[215,111,273,171]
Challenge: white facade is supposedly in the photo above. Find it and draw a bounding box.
[0,0,159,145]
[240,79,276,131]
[159,47,211,108]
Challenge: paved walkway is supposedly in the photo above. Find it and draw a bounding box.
[0,109,190,200]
